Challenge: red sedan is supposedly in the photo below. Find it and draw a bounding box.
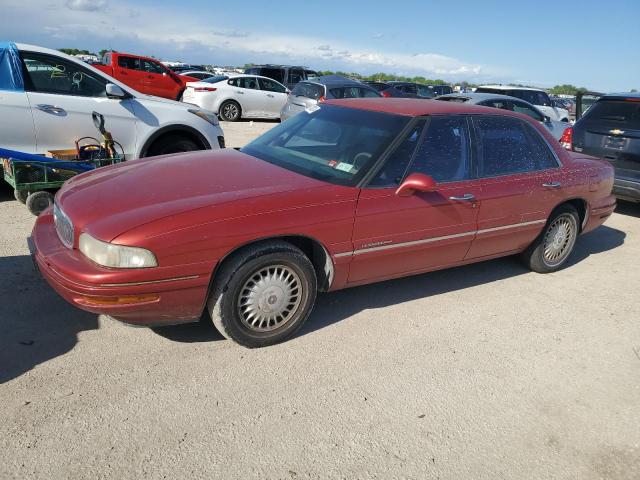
[30,99,616,348]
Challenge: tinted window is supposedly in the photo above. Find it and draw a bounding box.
[202,75,229,84]
[260,68,284,83]
[329,87,380,98]
[511,101,544,122]
[141,59,165,74]
[399,84,417,95]
[479,99,511,110]
[291,82,324,100]
[437,96,468,103]
[244,68,259,75]
[22,52,107,97]
[408,116,471,182]
[584,100,640,129]
[117,56,140,70]
[366,82,388,92]
[288,68,304,84]
[229,77,258,89]
[241,105,409,187]
[475,116,556,177]
[416,85,434,98]
[369,120,427,186]
[259,77,286,93]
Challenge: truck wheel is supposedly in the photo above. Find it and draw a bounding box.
[219,100,241,122]
[26,191,54,216]
[146,134,200,157]
[207,241,317,348]
[14,189,29,204]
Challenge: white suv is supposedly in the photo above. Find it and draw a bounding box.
[475,85,570,122]
[0,43,224,158]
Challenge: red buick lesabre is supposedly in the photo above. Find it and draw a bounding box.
[30,99,616,347]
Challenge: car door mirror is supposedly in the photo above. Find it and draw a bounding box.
[395,173,437,197]
[543,115,551,123]
[106,83,128,99]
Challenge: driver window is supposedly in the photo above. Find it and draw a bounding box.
[141,60,165,74]
[407,116,470,183]
[259,78,286,93]
[512,101,543,122]
[22,52,107,97]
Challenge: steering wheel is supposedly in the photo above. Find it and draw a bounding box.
[72,71,84,85]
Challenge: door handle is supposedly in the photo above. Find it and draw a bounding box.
[266,93,274,98]
[36,104,66,115]
[236,90,244,94]
[542,181,561,188]
[448,193,475,201]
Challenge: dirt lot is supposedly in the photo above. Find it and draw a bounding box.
[1,120,639,479]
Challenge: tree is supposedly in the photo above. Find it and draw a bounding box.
[548,84,588,95]
[59,48,95,56]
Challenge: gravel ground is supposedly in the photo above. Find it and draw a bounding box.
[1,120,639,479]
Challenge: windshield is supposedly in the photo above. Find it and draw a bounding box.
[202,75,229,84]
[241,105,409,187]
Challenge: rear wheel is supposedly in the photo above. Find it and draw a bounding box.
[14,189,29,204]
[521,204,579,273]
[207,241,317,348]
[219,100,241,122]
[26,191,54,216]
[145,134,200,157]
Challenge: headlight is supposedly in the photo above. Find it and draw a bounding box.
[188,108,219,126]
[79,233,157,269]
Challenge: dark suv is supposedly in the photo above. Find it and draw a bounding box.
[244,65,318,90]
[568,93,640,202]
[364,81,434,98]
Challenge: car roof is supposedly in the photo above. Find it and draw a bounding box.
[437,92,522,103]
[478,84,545,92]
[303,75,368,87]
[599,92,640,100]
[324,97,535,119]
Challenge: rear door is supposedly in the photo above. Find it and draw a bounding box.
[572,98,640,184]
[228,76,265,117]
[466,115,563,260]
[349,115,480,284]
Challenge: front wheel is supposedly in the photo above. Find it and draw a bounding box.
[145,134,200,157]
[26,191,54,216]
[521,204,579,273]
[219,100,241,122]
[208,241,317,348]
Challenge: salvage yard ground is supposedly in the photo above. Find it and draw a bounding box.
[1,120,639,479]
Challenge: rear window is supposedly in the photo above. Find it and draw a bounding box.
[291,82,324,100]
[436,96,468,103]
[584,100,640,129]
[366,82,388,92]
[476,88,551,107]
[202,75,229,84]
[329,87,380,99]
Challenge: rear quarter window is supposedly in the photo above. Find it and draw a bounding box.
[292,82,324,99]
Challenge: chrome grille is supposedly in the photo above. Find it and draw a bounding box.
[54,203,74,248]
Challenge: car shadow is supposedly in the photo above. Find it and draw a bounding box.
[0,182,14,202]
[0,255,99,384]
[615,200,640,218]
[154,224,625,344]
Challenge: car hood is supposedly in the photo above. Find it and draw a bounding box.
[57,149,335,242]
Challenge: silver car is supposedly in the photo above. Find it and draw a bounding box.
[436,92,568,140]
[280,75,380,121]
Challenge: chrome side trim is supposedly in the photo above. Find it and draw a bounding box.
[99,275,200,287]
[332,219,547,258]
[476,219,546,235]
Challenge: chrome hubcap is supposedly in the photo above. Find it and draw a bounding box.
[223,104,238,119]
[543,215,576,266]
[238,265,302,332]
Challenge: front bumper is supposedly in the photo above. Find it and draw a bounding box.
[30,210,212,326]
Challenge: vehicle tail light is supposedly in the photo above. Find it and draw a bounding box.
[193,87,217,92]
[381,91,392,98]
[318,96,326,103]
[560,127,573,150]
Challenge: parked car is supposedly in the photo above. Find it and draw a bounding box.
[30,98,615,348]
[280,75,380,121]
[363,81,434,99]
[244,65,318,90]
[179,71,214,81]
[561,92,640,202]
[427,84,454,96]
[170,65,207,74]
[1,43,224,158]
[95,52,198,100]
[475,85,570,122]
[436,92,568,140]
[182,74,289,121]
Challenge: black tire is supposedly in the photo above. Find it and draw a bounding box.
[26,191,54,216]
[207,241,317,348]
[14,189,29,204]
[561,118,569,122]
[521,204,579,273]
[219,100,241,122]
[145,134,200,157]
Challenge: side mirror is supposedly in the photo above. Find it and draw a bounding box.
[543,115,551,123]
[395,172,437,197]
[106,83,128,99]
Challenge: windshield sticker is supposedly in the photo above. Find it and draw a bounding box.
[335,162,355,173]
[327,160,339,168]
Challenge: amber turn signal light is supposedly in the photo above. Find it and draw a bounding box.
[75,294,160,306]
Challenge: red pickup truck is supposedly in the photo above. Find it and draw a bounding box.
[95,52,198,100]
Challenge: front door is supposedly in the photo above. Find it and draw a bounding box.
[349,115,480,284]
[20,51,138,158]
[466,115,565,259]
[141,59,178,99]
[228,76,265,117]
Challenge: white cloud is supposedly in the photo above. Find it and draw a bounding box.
[65,0,108,11]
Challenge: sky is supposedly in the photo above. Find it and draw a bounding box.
[2,0,639,91]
